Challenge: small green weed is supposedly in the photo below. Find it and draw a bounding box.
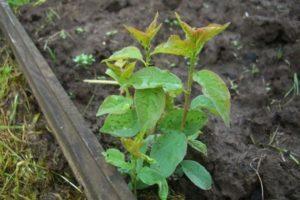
[73,53,95,68]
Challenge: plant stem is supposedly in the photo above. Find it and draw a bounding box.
[145,46,151,67]
[181,55,197,130]
[130,156,137,195]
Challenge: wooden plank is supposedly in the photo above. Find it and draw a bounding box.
[0,1,135,200]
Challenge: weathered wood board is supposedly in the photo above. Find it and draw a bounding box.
[0,1,135,200]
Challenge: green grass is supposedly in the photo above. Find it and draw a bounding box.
[0,37,85,199]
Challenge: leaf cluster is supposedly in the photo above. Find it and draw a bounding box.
[73,53,95,68]
[98,13,231,199]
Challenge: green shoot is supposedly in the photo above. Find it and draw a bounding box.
[284,73,299,98]
[75,27,86,34]
[73,53,95,68]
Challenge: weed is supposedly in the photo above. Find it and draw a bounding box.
[59,30,68,40]
[46,46,57,63]
[46,8,60,24]
[94,13,231,199]
[106,30,118,36]
[164,18,179,27]
[75,27,86,34]
[250,63,259,75]
[284,73,299,99]
[229,79,239,94]
[73,53,95,68]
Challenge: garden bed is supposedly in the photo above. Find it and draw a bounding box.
[19,0,300,199]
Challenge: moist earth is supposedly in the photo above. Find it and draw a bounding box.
[19,0,300,199]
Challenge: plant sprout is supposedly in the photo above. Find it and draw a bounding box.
[96,13,231,199]
[73,53,95,68]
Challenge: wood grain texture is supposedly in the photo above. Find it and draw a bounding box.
[0,1,135,200]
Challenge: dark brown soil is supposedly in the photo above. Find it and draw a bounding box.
[19,0,300,199]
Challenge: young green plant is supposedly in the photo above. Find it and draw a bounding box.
[97,13,231,199]
[73,53,95,68]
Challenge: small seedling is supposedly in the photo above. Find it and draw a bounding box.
[232,39,242,50]
[250,63,259,75]
[59,30,68,39]
[229,79,239,94]
[46,8,60,24]
[164,18,179,27]
[276,47,283,60]
[284,73,299,98]
[265,83,272,92]
[46,47,57,63]
[106,30,118,36]
[75,27,85,34]
[96,13,231,199]
[73,53,95,68]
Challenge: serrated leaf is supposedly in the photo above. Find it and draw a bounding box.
[96,95,132,116]
[193,70,231,126]
[158,109,208,136]
[137,167,164,186]
[188,139,207,156]
[125,26,149,48]
[129,67,183,94]
[121,61,136,79]
[152,35,194,58]
[105,68,121,83]
[150,131,187,177]
[181,160,212,190]
[106,62,122,76]
[191,95,218,115]
[102,148,131,171]
[158,179,169,200]
[175,12,194,40]
[175,13,230,54]
[102,46,144,63]
[134,88,165,130]
[100,109,140,137]
[125,13,161,49]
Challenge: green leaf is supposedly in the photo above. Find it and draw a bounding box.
[152,35,194,58]
[125,13,161,49]
[100,109,140,137]
[96,95,132,116]
[181,160,212,190]
[105,68,121,83]
[158,179,169,200]
[129,67,183,94]
[137,167,164,186]
[193,70,231,126]
[102,148,131,171]
[125,26,149,48]
[102,46,144,63]
[188,139,207,156]
[175,13,230,55]
[134,88,165,130]
[191,95,218,115]
[121,61,136,79]
[150,131,187,177]
[137,167,169,199]
[158,109,208,136]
